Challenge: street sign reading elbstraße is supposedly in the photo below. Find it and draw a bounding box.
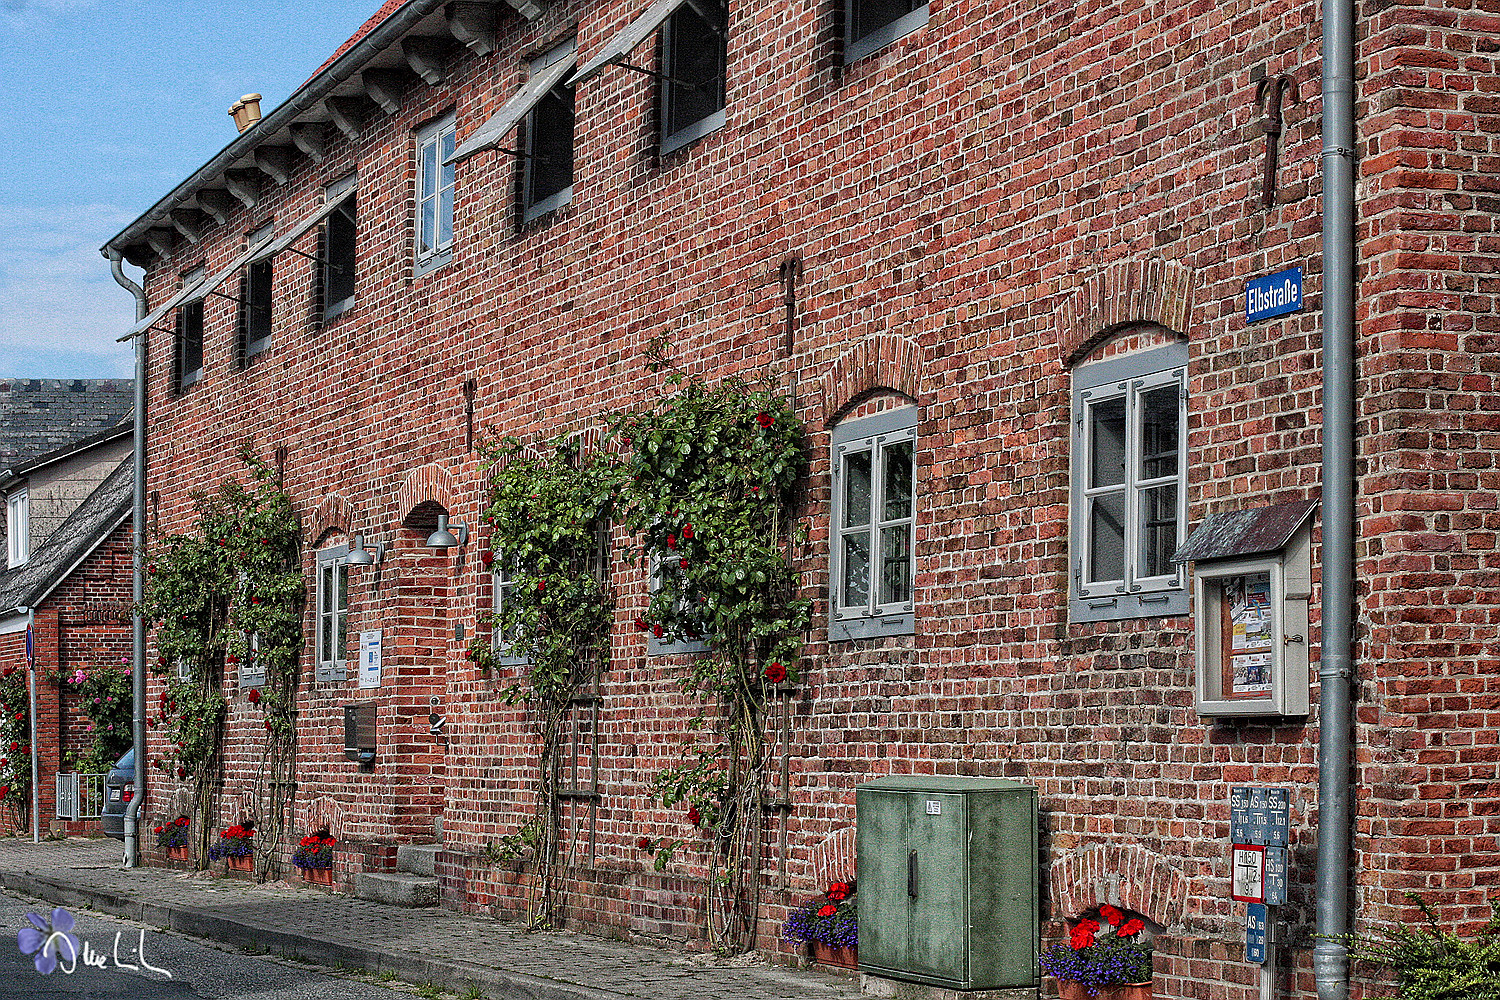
[1246,266,1303,322]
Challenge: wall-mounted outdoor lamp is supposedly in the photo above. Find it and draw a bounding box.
[346,533,385,567]
[428,696,446,736]
[426,514,468,550]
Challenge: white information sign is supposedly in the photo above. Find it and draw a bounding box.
[359,629,382,689]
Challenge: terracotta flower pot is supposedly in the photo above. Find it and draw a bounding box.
[810,942,857,970]
[227,855,253,872]
[1057,983,1152,1000]
[168,846,189,861]
[302,867,334,886]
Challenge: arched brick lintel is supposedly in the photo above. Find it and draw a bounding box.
[308,493,357,547]
[397,463,457,524]
[811,827,856,887]
[1061,258,1196,368]
[819,334,923,426]
[1050,843,1189,929]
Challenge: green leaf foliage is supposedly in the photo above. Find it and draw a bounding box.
[1341,893,1500,1000]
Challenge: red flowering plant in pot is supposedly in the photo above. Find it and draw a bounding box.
[1039,905,1153,1000]
[155,816,191,856]
[783,880,858,968]
[207,820,255,870]
[292,828,336,884]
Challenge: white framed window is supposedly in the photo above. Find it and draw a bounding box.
[660,0,728,154]
[415,115,456,275]
[321,174,357,321]
[491,563,531,666]
[845,0,929,64]
[239,222,274,362]
[523,39,576,222]
[647,550,709,656]
[175,265,206,392]
[6,488,29,568]
[830,406,917,640]
[315,544,350,682]
[1069,343,1190,623]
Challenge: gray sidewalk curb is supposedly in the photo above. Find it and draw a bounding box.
[0,870,634,1000]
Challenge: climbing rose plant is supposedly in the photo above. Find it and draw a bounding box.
[0,665,31,820]
[61,665,133,775]
[612,373,811,953]
[140,446,301,873]
[471,434,620,930]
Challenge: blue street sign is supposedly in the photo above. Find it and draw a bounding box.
[1231,785,1291,847]
[1246,903,1268,963]
[1246,266,1303,323]
[1264,847,1287,906]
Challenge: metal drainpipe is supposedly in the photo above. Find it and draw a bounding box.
[109,250,148,869]
[1314,0,1357,991]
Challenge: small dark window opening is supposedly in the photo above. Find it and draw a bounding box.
[243,258,272,359]
[660,0,727,152]
[524,82,575,219]
[177,299,204,391]
[323,195,357,320]
[846,0,927,62]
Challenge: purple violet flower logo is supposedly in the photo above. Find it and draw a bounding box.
[17,907,79,974]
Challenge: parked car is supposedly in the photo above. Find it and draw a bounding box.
[98,749,134,841]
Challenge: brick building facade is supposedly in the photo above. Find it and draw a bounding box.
[101,1,1498,998]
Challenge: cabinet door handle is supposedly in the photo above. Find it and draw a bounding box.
[907,850,918,898]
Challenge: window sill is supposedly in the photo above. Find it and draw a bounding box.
[1068,589,1190,623]
[324,297,356,325]
[661,109,727,157]
[648,636,709,656]
[829,611,915,642]
[845,5,930,65]
[523,186,574,226]
[176,369,204,395]
[413,251,453,280]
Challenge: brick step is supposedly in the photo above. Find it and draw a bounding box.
[396,843,440,877]
[353,871,439,908]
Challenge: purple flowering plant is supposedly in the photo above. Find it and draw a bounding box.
[1039,905,1153,994]
[783,880,857,949]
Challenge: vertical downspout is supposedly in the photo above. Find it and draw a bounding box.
[109,249,148,869]
[1314,0,1357,992]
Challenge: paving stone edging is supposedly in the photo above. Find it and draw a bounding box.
[0,869,633,1000]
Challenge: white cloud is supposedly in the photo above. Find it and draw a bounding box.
[0,203,138,377]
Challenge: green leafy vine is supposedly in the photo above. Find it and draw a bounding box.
[472,434,620,928]
[140,446,301,872]
[612,373,810,953]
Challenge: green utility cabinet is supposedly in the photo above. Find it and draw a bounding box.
[856,776,1039,991]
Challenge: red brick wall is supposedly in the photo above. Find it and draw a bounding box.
[0,522,134,836]
[123,0,1499,995]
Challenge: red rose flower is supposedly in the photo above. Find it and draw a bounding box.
[177,767,187,779]
[536,579,546,593]
[764,662,787,684]
[154,826,163,835]
[755,412,774,428]
[679,558,689,570]
[686,806,701,825]
[817,904,837,917]
[653,624,664,639]
[637,836,652,850]
[265,721,273,731]
[226,654,239,664]
[1118,918,1145,937]
[682,524,694,540]
[635,617,648,632]
[481,550,495,566]
[8,741,16,752]
[1099,904,1123,926]
[666,534,677,550]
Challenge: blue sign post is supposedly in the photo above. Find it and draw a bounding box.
[1245,266,1303,323]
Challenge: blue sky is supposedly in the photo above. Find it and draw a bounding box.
[0,1,378,378]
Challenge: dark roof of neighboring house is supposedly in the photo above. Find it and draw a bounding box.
[0,379,134,474]
[0,457,132,615]
[3,420,134,483]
